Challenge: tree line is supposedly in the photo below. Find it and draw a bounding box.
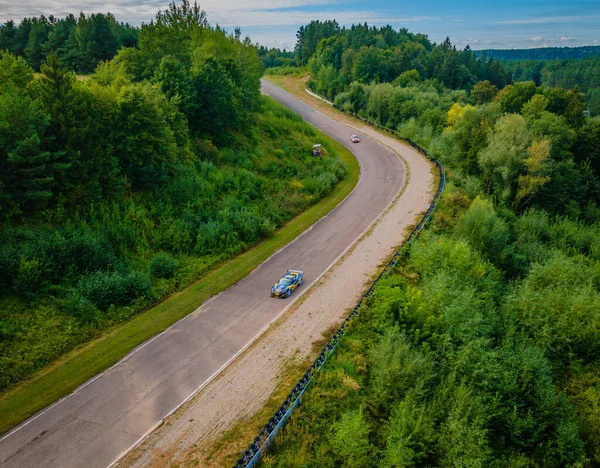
[258,20,600,467]
[477,45,600,61]
[502,57,600,115]
[0,2,346,392]
[0,12,139,73]
[262,20,511,93]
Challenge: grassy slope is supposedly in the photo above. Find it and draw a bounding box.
[0,100,360,435]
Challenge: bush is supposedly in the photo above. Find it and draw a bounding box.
[455,196,510,265]
[67,230,118,276]
[13,256,47,298]
[76,270,151,311]
[62,293,100,323]
[150,252,179,279]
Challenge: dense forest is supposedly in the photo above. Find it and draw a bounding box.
[478,45,600,61]
[261,21,600,467]
[296,21,511,94]
[0,2,346,392]
[0,12,139,73]
[260,28,600,116]
[503,57,600,115]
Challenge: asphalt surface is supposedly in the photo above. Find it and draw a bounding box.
[0,80,405,468]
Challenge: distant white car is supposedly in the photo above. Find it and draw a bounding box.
[351,134,360,143]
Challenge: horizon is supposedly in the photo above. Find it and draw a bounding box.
[0,0,599,51]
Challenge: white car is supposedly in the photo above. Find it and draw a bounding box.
[351,134,360,143]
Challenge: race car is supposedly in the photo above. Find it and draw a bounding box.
[271,270,304,298]
[351,134,360,143]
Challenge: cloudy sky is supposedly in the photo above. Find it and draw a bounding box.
[1,0,599,50]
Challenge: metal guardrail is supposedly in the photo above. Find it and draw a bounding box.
[235,96,446,468]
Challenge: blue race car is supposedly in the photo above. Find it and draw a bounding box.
[271,270,304,298]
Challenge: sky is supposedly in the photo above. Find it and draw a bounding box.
[1,0,599,51]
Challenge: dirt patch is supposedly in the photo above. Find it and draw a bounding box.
[120,81,434,468]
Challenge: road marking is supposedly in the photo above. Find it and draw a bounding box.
[109,83,408,467]
[0,294,223,444]
[0,81,408,468]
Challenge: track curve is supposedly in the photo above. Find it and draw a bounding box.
[0,81,405,468]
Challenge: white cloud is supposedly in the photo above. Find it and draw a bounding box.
[497,14,600,25]
[0,1,439,29]
[528,36,543,42]
[209,10,439,28]
[0,1,170,24]
[560,36,574,42]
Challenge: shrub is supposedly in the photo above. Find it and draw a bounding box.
[150,252,179,279]
[455,196,510,265]
[62,293,100,323]
[13,256,47,298]
[0,244,19,292]
[76,270,151,311]
[67,230,118,276]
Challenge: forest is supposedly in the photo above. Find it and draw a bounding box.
[0,2,346,393]
[503,57,600,116]
[261,21,600,467]
[294,21,510,94]
[0,12,139,73]
[478,45,600,61]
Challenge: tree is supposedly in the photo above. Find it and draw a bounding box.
[478,113,530,204]
[154,54,193,112]
[43,15,77,61]
[295,20,340,65]
[33,53,116,204]
[0,51,34,93]
[24,17,51,70]
[0,89,63,217]
[114,83,177,188]
[455,196,510,264]
[0,20,17,53]
[329,409,373,467]
[495,81,537,114]
[471,80,498,104]
[574,117,600,176]
[190,57,239,143]
[516,139,551,207]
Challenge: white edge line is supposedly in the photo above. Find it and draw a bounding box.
[0,82,365,447]
[0,80,405,466]
[1,82,362,450]
[0,296,225,443]
[109,83,408,468]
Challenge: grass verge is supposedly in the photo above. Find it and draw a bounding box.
[0,122,360,435]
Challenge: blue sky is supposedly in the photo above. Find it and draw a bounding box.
[1,0,599,50]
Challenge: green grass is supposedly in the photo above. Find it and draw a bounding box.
[0,124,360,435]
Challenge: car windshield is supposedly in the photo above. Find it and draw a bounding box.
[279,275,295,287]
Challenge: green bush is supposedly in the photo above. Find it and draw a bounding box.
[455,196,510,265]
[76,270,151,311]
[13,256,47,298]
[150,252,179,279]
[62,293,100,323]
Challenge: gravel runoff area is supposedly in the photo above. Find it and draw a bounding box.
[121,86,435,467]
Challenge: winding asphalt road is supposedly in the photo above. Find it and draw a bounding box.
[0,80,405,468]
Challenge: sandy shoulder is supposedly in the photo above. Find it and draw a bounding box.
[120,86,435,468]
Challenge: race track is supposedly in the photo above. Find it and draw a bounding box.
[0,80,405,468]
